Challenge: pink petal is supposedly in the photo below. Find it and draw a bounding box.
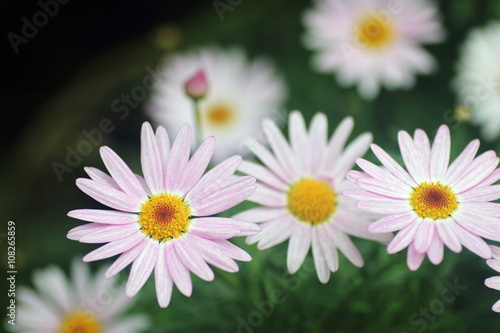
[174,238,214,281]
[356,158,412,190]
[256,216,295,250]
[84,167,119,189]
[371,144,416,187]
[105,240,148,278]
[369,212,417,233]
[189,217,260,239]
[76,178,140,212]
[155,243,174,308]
[79,223,139,243]
[176,136,215,195]
[346,170,369,183]
[191,179,256,216]
[141,122,164,194]
[289,111,311,174]
[320,116,353,174]
[459,185,500,202]
[427,233,444,265]
[67,223,103,241]
[460,202,500,216]
[100,146,147,201]
[232,207,288,223]
[486,259,500,274]
[407,243,426,271]
[429,125,450,181]
[413,129,431,169]
[125,240,159,297]
[239,160,288,191]
[212,239,252,261]
[311,228,330,283]
[485,276,500,292]
[246,182,285,207]
[325,224,363,267]
[356,177,410,199]
[334,212,393,243]
[155,126,170,167]
[334,132,372,179]
[452,222,492,258]
[475,168,500,188]
[356,199,410,214]
[245,137,292,183]
[452,151,499,193]
[165,124,191,191]
[387,221,420,254]
[83,231,145,262]
[435,220,462,253]
[454,211,500,241]
[309,113,328,174]
[398,130,426,183]
[413,219,435,253]
[186,155,242,203]
[165,244,192,297]
[443,139,479,185]
[68,209,137,224]
[263,118,298,179]
[287,223,312,274]
[317,225,339,272]
[186,235,239,272]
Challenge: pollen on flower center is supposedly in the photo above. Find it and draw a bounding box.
[410,182,458,220]
[59,312,102,333]
[356,15,396,49]
[138,193,192,241]
[287,178,336,225]
[207,105,233,125]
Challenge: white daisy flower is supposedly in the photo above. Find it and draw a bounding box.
[8,260,149,333]
[453,22,500,140]
[235,111,392,283]
[147,46,287,163]
[302,0,445,99]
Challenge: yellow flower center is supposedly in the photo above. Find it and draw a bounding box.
[356,15,396,49]
[138,193,192,241]
[410,182,458,220]
[59,312,101,333]
[207,105,233,126]
[287,178,336,225]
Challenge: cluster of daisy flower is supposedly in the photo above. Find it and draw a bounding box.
[12,0,500,331]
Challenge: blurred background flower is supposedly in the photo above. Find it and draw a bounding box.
[3,0,500,332]
[7,260,149,333]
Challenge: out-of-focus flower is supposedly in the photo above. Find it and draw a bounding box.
[345,125,500,270]
[184,69,208,100]
[67,122,259,308]
[453,22,500,140]
[147,46,287,163]
[8,260,149,333]
[235,111,392,283]
[485,245,500,312]
[302,0,445,99]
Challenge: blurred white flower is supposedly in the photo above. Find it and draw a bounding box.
[9,260,149,333]
[302,0,445,99]
[453,22,500,140]
[147,46,287,163]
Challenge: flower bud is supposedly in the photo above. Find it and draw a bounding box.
[184,69,208,100]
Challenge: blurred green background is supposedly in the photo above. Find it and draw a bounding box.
[2,0,500,332]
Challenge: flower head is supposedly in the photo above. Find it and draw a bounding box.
[8,260,149,333]
[184,69,208,100]
[345,125,500,270]
[235,111,392,283]
[453,22,500,140]
[147,46,287,162]
[68,122,259,307]
[485,245,500,312]
[302,0,445,99]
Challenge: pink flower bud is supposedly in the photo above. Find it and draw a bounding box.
[184,70,208,100]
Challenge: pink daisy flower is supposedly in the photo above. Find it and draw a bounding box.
[485,245,500,312]
[235,111,392,283]
[67,122,259,308]
[344,125,500,270]
[302,0,445,99]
